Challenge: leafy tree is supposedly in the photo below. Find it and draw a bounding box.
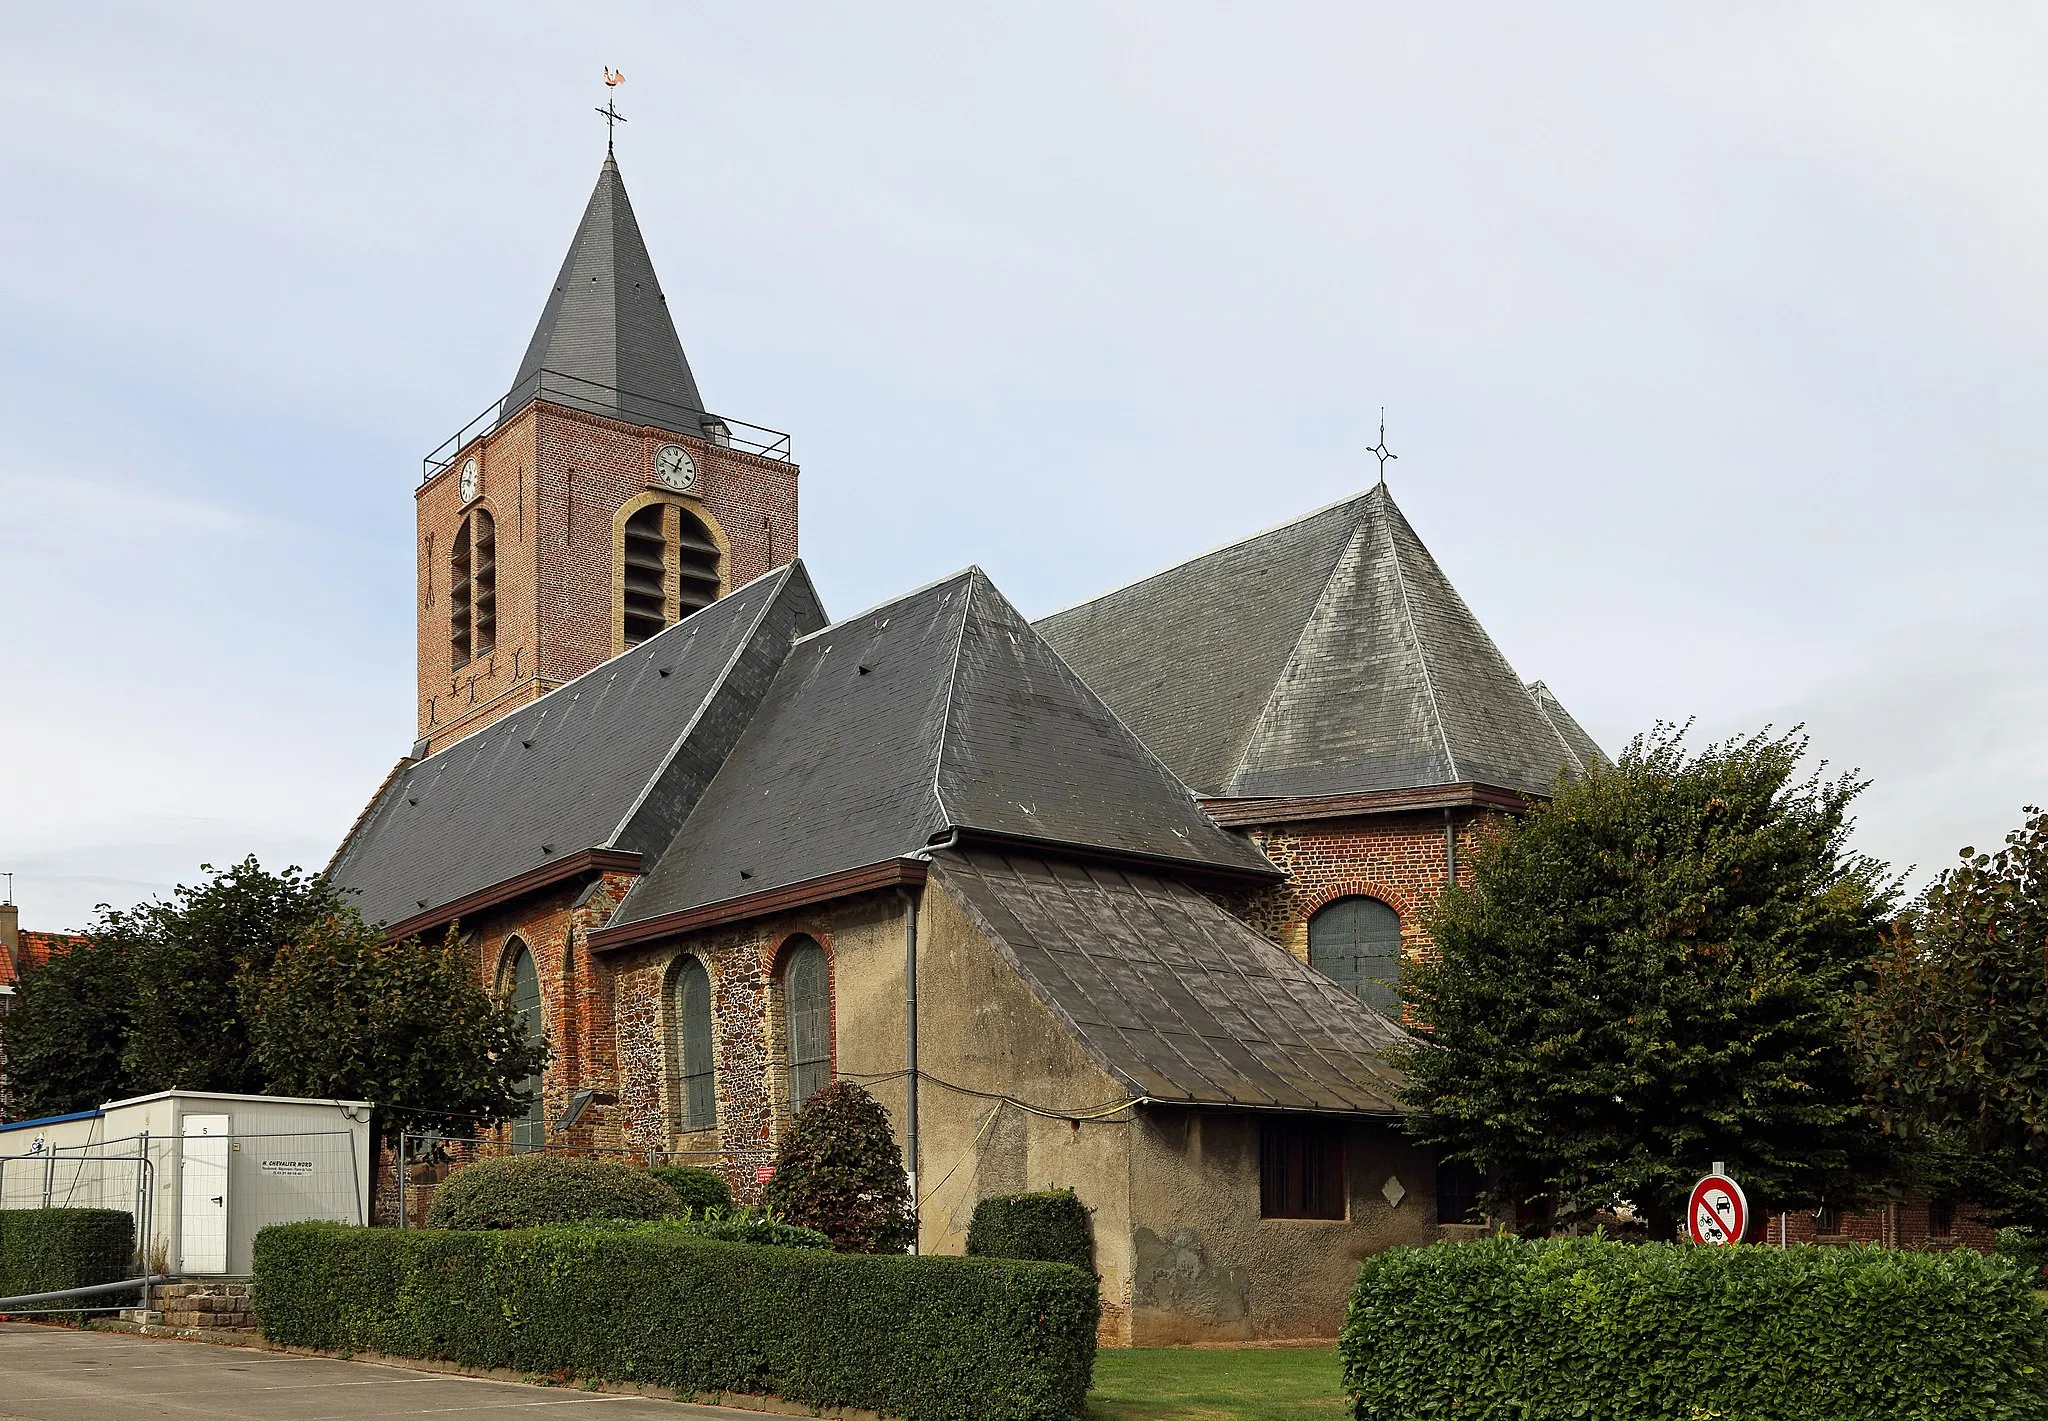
[1399,724,1897,1240]
[245,914,548,1138]
[116,857,347,1094]
[762,1080,916,1252]
[2,935,133,1118]
[1856,808,2048,1230]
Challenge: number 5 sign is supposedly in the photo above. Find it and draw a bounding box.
[1688,1172,1749,1247]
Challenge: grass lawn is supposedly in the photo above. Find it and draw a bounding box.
[1088,1346,1347,1421]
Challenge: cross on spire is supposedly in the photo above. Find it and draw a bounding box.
[597,68,628,154]
[1367,407,1397,488]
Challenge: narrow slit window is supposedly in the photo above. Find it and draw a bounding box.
[672,956,716,1132]
[450,515,474,668]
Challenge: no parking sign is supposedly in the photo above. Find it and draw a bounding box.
[1687,1171,1749,1246]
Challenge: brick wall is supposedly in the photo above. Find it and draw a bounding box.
[1221,810,1506,971]
[417,399,800,752]
[1763,1197,2001,1254]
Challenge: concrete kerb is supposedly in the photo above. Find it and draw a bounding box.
[76,1318,894,1420]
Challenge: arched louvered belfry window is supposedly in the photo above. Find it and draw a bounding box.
[673,506,720,617]
[500,939,545,1151]
[621,504,667,647]
[450,509,496,667]
[670,955,716,1132]
[1308,896,1403,1013]
[782,938,831,1114]
[619,500,723,649]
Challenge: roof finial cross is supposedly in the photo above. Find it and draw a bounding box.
[597,68,628,154]
[1367,407,1397,488]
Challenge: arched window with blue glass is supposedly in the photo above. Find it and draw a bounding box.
[499,938,546,1150]
[1307,896,1403,1014]
[669,954,717,1133]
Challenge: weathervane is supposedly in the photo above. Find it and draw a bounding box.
[597,68,627,153]
[1366,407,1397,488]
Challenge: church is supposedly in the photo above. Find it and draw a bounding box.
[326,150,1604,1344]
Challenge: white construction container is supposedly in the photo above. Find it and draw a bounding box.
[0,1090,373,1277]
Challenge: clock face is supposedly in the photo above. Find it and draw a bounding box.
[458,457,479,503]
[656,443,697,491]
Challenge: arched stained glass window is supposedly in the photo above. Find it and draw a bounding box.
[1308,896,1403,1013]
[671,956,716,1131]
[783,939,830,1113]
[500,939,545,1150]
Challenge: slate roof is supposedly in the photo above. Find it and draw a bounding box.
[501,154,720,436]
[327,564,827,929]
[934,850,1409,1113]
[1035,485,1606,800]
[609,568,1275,929]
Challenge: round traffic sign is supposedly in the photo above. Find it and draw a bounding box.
[1687,1173,1749,1246]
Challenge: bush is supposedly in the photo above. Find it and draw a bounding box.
[967,1190,1095,1274]
[645,1164,732,1212]
[0,1208,135,1309]
[763,1080,915,1253]
[1995,1226,2048,1282]
[1344,1235,2048,1421]
[424,1154,680,1229]
[254,1221,1098,1421]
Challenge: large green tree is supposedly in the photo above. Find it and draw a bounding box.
[1,859,544,1135]
[1856,808,2048,1230]
[1399,724,1897,1240]
[246,915,547,1137]
[1,932,134,1120]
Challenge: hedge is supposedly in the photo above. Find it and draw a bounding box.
[1344,1235,2048,1421]
[0,1208,135,1305]
[424,1154,680,1229]
[667,1208,829,1250]
[255,1221,1098,1421]
[644,1164,732,1212]
[967,1190,1096,1274]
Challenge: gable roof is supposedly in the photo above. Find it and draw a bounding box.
[935,849,1408,1114]
[327,563,827,930]
[1,930,86,989]
[1035,485,1604,800]
[501,154,717,435]
[607,568,1275,931]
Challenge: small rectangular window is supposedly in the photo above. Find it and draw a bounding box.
[1816,1204,1844,1235]
[1435,1155,1484,1225]
[1928,1198,1955,1238]
[1260,1120,1345,1219]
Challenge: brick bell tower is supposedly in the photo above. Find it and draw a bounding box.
[415,151,799,754]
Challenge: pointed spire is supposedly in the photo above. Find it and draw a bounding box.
[503,155,713,434]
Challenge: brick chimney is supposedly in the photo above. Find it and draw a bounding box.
[0,898,17,982]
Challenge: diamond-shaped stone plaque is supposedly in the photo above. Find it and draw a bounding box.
[1382,1174,1407,1209]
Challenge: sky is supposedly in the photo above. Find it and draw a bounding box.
[2,5,2043,930]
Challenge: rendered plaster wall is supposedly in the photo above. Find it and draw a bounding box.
[1125,1108,1437,1344]
[913,877,1137,1342]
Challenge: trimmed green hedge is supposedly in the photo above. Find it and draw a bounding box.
[967,1190,1096,1274]
[644,1164,732,1212]
[0,1208,134,1302]
[424,1154,680,1229]
[255,1221,1098,1421]
[1344,1235,2048,1421]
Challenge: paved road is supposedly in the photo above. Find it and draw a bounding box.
[0,1324,752,1420]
